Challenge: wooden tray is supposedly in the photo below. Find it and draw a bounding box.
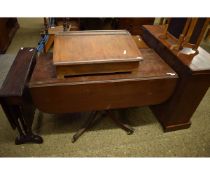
[53,30,143,78]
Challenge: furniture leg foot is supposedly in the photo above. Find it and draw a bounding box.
[109,111,135,135]
[125,125,135,135]
[72,129,86,143]
[15,133,43,145]
[72,111,98,143]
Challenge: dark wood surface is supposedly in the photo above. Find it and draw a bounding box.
[0,48,36,100]
[53,30,143,77]
[53,30,141,65]
[30,48,177,87]
[132,35,149,49]
[114,18,155,35]
[29,43,178,113]
[142,25,210,131]
[53,30,142,65]
[0,48,37,135]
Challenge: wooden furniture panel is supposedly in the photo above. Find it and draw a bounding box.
[0,48,36,96]
[53,31,142,64]
[0,48,37,125]
[142,25,210,131]
[160,18,209,52]
[53,30,142,78]
[30,48,177,86]
[114,18,155,35]
[132,35,149,49]
[0,48,43,144]
[29,47,178,113]
[30,77,177,114]
[42,18,80,53]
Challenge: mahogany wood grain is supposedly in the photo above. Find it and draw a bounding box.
[0,48,37,129]
[56,61,139,79]
[53,30,142,77]
[30,48,177,87]
[142,25,210,131]
[114,18,155,35]
[132,35,149,49]
[29,47,178,113]
[0,48,36,100]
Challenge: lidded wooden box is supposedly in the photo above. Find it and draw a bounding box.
[53,30,143,78]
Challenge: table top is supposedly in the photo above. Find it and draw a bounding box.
[53,30,142,66]
[0,48,36,97]
[29,38,177,88]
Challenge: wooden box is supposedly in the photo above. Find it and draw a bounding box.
[53,30,143,78]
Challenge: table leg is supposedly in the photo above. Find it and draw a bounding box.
[15,108,43,145]
[1,101,43,145]
[108,110,134,135]
[72,110,134,143]
[72,111,98,143]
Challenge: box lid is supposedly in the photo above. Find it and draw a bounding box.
[53,30,143,66]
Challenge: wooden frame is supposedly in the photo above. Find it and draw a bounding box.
[160,18,209,56]
[42,18,80,53]
[159,18,191,51]
[182,18,209,49]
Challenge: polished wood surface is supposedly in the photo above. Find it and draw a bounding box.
[142,25,210,131]
[55,61,140,79]
[30,48,177,87]
[29,45,178,113]
[0,48,37,130]
[53,30,142,77]
[53,30,142,64]
[114,18,155,35]
[0,48,36,99]
[132,35,149,49]
[0,48,43,144]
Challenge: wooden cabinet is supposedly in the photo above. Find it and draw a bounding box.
[114,18,155,35]
[142,25,210,131]
[0,18,19,53]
